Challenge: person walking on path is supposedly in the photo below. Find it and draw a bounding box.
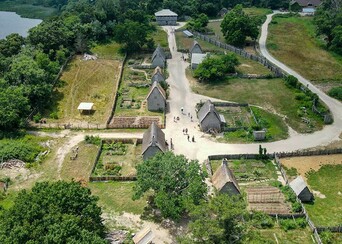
[187,135,190,141]
[185,128,188,134]
[192,136,195,142]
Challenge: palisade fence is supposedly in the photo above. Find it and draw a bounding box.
[192,31,286,77]
[208,149,342,243]
[106,53,128,126]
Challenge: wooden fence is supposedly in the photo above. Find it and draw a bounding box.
[89,176,137,182]
[192,31,286,77]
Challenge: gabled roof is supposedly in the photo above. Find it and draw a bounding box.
[147,81,166,100]
[152,66,165,82]
[152,45,165,61]
[290,0,321,7]
[190,41,203,54]
[133,227,154,244]
[198,100,221,123]
[289,176,310,196]
[155,9,178,17]
[212,160,240,194]
[191,53,207,65]
[142,122,166,155]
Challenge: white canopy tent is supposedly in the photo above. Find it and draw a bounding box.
[77,102,94,114]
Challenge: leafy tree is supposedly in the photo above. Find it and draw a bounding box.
[186,13,209,32]
[133,152,207,220]
[331,25,342,54]
[0,181,106,243]
[0,33,25,57]
[0,84,30,130]
[220,4,259,47]
[328,86,342,101]
[194,54,240,81]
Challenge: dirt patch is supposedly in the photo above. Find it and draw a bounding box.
[312,190,326,199]
[280,154,342,181]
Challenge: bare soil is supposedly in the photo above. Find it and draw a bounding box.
[280,154,342,181]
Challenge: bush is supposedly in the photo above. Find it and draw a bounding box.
[320,231,334,244]
[296,218,307,228]
[284,75,299,88]
[49,112,59,119]
[33,113,42,123]
[85,135,101,145]
[292,201,302,213]
[328,86,342,101]
[251,211,274,229]
[279,219,297,231]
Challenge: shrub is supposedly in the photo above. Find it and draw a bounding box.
[33,113,42,123]
[292,202,302,213]
[296,218,307,228]
[85,135,101,145]
[328,86,342,101]
[320,231,334,244]
[279,219,297,231]
[251,211,274,229]
[49,112,59,119]
[284,75,299,88]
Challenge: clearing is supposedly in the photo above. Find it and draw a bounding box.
[188,72,324,133]
[267,15,342,93]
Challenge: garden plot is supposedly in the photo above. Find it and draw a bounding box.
[92,140,142,177]
[216,106,255,128]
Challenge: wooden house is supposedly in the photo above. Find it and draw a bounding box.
[289,176,314,202]
[191,53,207,69]
[190,41,203,56]
[197,100,225,133]
[290,0,321,12]
[151,45,166,68]
[212,159,241,195]
[142,122,166,161]
[155,9,178,26]
[147,81,166,112]
[151,66,165,83]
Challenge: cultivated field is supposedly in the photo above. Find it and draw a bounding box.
[47,56,121,125]
[259,226,314,244]
[267,15,342,92]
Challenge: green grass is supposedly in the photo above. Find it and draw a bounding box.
[243,7,273,19]
[46,56,121,124]
[151,26,168,48]
[304,164,342,226]
[188,70,324,133]
[0,1,58,19]
[267,15,342,92]
[91,42,124,60]
[89,181,147,215]
[259,226,314,244]
[61,141,99,181]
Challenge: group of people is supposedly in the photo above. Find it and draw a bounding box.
[182,128,195,142]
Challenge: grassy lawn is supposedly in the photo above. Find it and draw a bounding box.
[267,15,342,92]
[46,56,120,125]
[93,142,142,176]
[61,141,99,181]
[151,26,168,48]
[0,1,58,19]
[188,69,324,133]
[304,164,342,226]
[91,42,124,60]
[210,159,278,181]
[259,226,314,244]
[89,181,147,215]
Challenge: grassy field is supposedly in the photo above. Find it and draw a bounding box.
[61,141,99,181]
[151,26,168,48]
[267,15,342,92]
[188,70,324,133]
[91,42,124,60]
[304,164,342,226]
[0,1,58,19]
[47,56,120,125]
[89,181,147,215]
[259,226,314,243]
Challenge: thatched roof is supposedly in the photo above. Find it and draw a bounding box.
[152,45,165,61]
[290,0,321,7]
[198,100,220,123]
[152,67,165,83]
[289,176,310,196]
[190,41,203,54]
[155,9,178,17]
[212,159,240,194]
[147,81,166,100]
[142,122,166,155]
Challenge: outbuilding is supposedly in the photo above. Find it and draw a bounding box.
[133,227,154,244]
[142,122,166,160]
[197,100,224,133]
[77,102,94,115]
[190,41,203,56]
[290,0,321,12]
[191,53,207,69]
[212,159,241,195]
[155,9,178,26]
[289,176,314,202]
[146,81,166,112]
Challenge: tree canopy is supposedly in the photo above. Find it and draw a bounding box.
[220,4,259,47]
[186,13,209,32]
[0,181,106,243]
[133,152,207,220]
[194,54,240,81]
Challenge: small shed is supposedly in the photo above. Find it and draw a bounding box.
[197,100,224,133]
[151,45,166,68]
[147,81,166,112]
[142,122,166,161]
[289,176,314,202]
[212,159,241,195]
[77,102,94,114]
[191,53,207,69]
[133,227,154,244]
[151,66,165,83]
[190,41,203,56]
[253,130,266,141]
[155,9,178,26]
[183,30,193,38]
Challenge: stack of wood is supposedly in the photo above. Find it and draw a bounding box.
[0,159,26,169]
